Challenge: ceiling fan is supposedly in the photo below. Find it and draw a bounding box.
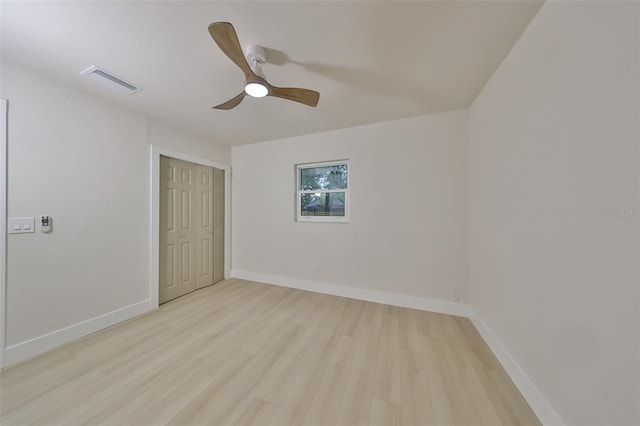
[208,22,320,110]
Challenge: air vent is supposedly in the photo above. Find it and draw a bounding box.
[80,65,142,95]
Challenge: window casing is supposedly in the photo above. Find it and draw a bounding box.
[296,160,349,223]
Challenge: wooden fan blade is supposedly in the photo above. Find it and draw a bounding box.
[213,92,246,110]
[208,22,254,80]
[267,85,320,107]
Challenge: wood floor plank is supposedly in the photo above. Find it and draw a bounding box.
[334,319,379,425]
[0,279,541,426]
[267,298,351,425]
[370,396,404,426]
[372,305,403,406]
[232,397,278,426]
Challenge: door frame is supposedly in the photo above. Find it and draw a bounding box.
[150,145,230,308]
[0,98,7,367]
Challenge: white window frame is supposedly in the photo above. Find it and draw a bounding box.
[296,160,350,223]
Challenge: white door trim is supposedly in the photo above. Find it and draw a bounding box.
[150,145,231,309]
[1,98,7,368]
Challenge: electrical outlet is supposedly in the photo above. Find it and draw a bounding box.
[312,265,319,275]
[452,291,460,302]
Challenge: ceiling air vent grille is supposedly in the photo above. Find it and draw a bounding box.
[81,65,142,95]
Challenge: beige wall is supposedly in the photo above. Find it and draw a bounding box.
[231,110,468,302]
[1,62,230,350]
[468,2,639,424]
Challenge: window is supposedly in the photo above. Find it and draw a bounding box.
[296,160,349,222]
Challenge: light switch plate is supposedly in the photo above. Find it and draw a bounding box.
[8,217,35,234]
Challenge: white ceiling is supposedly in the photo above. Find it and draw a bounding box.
[1,1,543,146]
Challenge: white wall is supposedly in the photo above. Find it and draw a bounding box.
[147,119,230,165]
[232,111,468,303]
[1,61,230,364]
[468,2,639,425]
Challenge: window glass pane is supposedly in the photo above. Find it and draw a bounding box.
[300,164,348,190]
[300,192,346,217]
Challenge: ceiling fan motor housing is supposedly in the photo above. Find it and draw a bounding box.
[245,44,267,77]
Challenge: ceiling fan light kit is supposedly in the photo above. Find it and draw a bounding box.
[244,82,268,98]
[208,22,320,110]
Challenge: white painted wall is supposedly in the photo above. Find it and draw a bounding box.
[232,111,468,302]
[1,62,230,363]
[468,2,639,425]
[147,120,230,165]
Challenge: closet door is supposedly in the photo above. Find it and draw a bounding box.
[195,165,214,289]
[159,156,197,303]
[212,167,225,284]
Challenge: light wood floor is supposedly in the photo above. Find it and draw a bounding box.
[0,279,540,426]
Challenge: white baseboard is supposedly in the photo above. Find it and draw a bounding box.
[231,269,564,426]
[468,309,565,425]
[231,269,471,318]
[3,299,152,367]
